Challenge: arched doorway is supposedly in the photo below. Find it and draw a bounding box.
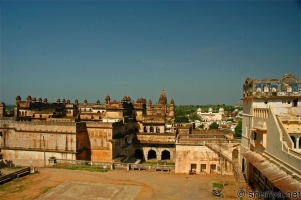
[290,136,296,148]
[161,150,170,160]
[232,149,239,162]
[135,149,144,161]
[147,150,157,160]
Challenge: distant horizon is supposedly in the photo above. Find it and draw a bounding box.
[1,1,300,105]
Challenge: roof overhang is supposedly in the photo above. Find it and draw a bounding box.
[242,151,301,197]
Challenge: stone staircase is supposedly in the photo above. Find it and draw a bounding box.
[205,143,246,183]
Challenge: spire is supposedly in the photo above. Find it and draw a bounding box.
[158,89,167,105]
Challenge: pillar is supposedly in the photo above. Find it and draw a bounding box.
[296,137,300,150]
[157,153,161,161]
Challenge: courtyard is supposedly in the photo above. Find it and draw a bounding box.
[0,167,248,199]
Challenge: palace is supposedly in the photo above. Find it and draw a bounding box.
[0,89,176,166]
[240,74,301,197]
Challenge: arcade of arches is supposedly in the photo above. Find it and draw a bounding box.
[134,147,174,161]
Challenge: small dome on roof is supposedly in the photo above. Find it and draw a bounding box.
[16,95,21,101]
[84,99,88,104]
[96,99,100,105]
[38,97,42,102]
[148,99,152,105]
[57,98,60,103]
[219,108,224,111]
[67,99,70,104]
[32,97,36,102]
[62,99,66,103]
[170,98,174,104]
[43,98,48,103]
[26,95,32,101]
[105,94,110,103]
[208,108,213,112]
[1,101,5,106]
[74,99,78,104]
[122,95,128,102]
[197,108,202,112]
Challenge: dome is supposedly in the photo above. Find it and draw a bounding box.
[26,95,32,101]
[219,108,224,111]
[105,94,110,102]
[38,97,42,102]
[62,99,66,103]
[148,99,152,105]
[67,99,70,104]
[32,97,36,102]
[57,98,60,103]
[96,99,100,105]
[1,101,5,106]
[170,98,174,104]
[208,108,213,112]
[197,108,202,112]
[74,99,78,104]
[122,95,128,102]
[84,99,88,104]
[16,95,21,101]
[43,98,48,103]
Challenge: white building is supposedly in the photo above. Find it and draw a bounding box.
[196,107,224,122]
[240,74,301,197]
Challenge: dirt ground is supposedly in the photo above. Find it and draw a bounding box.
[0,168,248,200]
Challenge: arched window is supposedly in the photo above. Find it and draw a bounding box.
[232,149,239,162]
[150,126,154,133]
[156,127,160,133]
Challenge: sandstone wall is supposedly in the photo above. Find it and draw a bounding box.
[175,145,220,174]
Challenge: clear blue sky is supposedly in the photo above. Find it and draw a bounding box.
[1,1,300,105]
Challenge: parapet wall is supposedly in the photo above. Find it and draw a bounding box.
[136,134,175,144]
[0,120,77,133]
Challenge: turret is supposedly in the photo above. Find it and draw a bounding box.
[0,101,5,117]
[105,94,110,104]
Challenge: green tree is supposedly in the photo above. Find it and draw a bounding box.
[188,112,200,121]
[175,116,189,123]
[198,124,204,129]
[234,120,242,138]
[226,118,235,122]
[209,122,219,130]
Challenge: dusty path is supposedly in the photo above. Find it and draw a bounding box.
[0,168,247,199]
